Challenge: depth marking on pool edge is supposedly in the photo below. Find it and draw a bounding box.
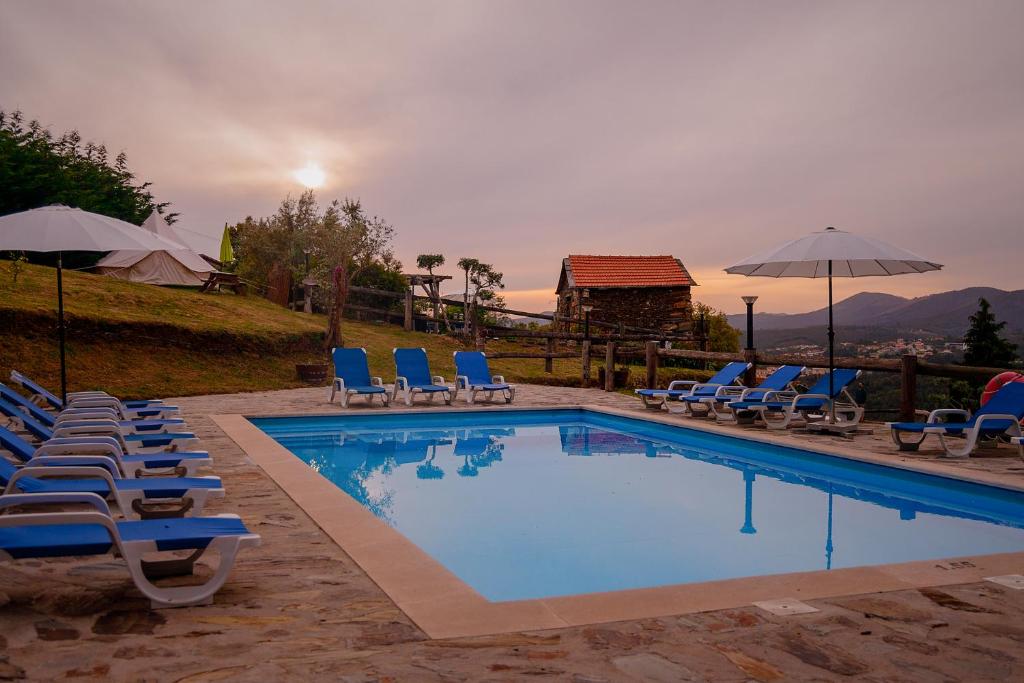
[212,408,1024,639]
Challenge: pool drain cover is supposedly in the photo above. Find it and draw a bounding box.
[752,598,820,616]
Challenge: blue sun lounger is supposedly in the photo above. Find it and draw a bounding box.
[10,370,179,420]
[726,369,864,430]
[1,397,199,452]
[887,382,1024,457]
[329,347,389,408]
[0,492,259,607]
[453,352,515,404]
[635,361,751,410]
[680,364,806,420]
[392,348,453,406]
[1,426,223,519]
[0,399,210,476]
[0,383,185,435]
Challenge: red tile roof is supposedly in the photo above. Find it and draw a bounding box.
[565,255,696,288]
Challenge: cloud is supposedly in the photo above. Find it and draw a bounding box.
[2,0,1022,312]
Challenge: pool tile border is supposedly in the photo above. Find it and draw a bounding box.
[213,407,1024,639]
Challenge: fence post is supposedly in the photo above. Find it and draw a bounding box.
[581,340,592,385]
[605,341,616,391]
[900,354,918,422]
[403,288,414,331]
[645,340,659,389]
[545,337,554,373]
[743,348,757,387]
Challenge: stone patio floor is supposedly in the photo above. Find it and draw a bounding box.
[2,384,1023,681]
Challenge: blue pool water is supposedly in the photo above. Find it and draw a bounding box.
[252,409,1024,602]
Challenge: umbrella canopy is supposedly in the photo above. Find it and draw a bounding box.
[725,227,942,427]
[0,204,171,252]
[725,227,942,278]
[0,204,176,401]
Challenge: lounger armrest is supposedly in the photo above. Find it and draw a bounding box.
[371,377,385,387]
[455,375,470,390]
[714,385,746,398]
[761,390,797,402]
[24,454,122,477]
[973,414,1022,433]
[926,408,970,423]
[791,393,829,409]
[59,407,120,419]
[492,375,506,384]
[689,383,723,395]
[432,376,446,385]
[0,491,113,517]
[394,376,409,391]
[667,380,698,391]
[42,436,125,457]
[66,397,121,410]
[50,423,126,442]
[54,411,122,425]
[8,465,120,497]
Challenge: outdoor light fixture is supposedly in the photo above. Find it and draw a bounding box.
[742,295,758,350]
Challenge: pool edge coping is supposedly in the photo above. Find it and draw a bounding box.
[212,406,1024,639]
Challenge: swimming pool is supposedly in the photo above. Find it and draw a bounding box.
[251,409,1024,602]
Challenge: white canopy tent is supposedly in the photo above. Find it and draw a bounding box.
[94,212,214,286]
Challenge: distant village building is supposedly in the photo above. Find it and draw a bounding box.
[555,255,697,332]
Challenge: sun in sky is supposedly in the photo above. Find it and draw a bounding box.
[293,162,326,189]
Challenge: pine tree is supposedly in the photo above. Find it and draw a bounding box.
[963,298,1018,367]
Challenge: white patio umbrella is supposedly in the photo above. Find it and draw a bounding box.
[725,226,943,424]
[0,204,172,401]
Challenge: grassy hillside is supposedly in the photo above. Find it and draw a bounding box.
[0,263,591,399]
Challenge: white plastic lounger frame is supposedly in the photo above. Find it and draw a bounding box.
[3,456,223,518]
[329,377,389,408]
[32,436,211,478]
[745,389,864,431]
[1013,436,1024,458]
[664,380,744,415]
[0,493,259,607]
[392,379,452,406]
[636,381,696,410]
[888,410,1024,458]
[46,420,199,453]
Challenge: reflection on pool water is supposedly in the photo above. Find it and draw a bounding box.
[252,409,1024,602]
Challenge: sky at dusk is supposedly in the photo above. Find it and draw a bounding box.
[2,0,1022,314]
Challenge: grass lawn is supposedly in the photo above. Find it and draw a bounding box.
[0,262,603,399]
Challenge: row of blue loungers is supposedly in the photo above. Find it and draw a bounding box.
[636,362,1024,458]
[328,348,516,408]
[0,371,260,608]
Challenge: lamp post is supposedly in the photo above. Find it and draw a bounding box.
[741,295,758,350]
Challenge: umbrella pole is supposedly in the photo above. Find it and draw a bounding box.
[828,259,835,423]
[56,251,68,404]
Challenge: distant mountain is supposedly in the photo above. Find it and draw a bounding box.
[508,310,556,326]
[727,288,1024,338]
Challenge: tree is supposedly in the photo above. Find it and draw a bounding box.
[963,298,1018,368]
[456,257,481,333]
[0,110,175,236]
[231,191,397,352]
[692,302,741,353]
[416,254,452,333]
[467,263,505,338]
[314,198,396,351]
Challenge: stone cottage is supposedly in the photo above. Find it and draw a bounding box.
[555,255,697,332]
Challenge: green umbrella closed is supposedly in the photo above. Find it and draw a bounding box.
[219,224,234,264]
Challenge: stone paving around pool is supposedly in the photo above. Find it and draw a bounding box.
[1,384,1023,681]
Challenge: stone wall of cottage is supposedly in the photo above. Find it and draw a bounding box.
[557,286,692,332]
